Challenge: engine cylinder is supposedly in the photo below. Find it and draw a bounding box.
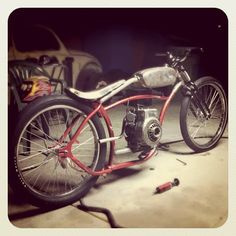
[124,106,162,152]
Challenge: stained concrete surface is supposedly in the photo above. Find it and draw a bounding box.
[8,99,228,228]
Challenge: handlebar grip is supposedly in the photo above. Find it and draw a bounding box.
[155,53,167,57]
[185,47,204,54]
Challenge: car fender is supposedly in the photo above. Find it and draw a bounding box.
[70,52,103,87]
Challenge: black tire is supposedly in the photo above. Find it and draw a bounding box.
[75,63,103,91]
[180,76,227,152]
[9,95,107,208]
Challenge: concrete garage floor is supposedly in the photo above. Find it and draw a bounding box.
[8,98,228,228]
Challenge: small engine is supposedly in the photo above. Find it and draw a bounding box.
[124,105,162,152]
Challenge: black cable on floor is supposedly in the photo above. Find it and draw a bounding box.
[75,199,123,228]
[160,136,228,146]
[158,136,228,155]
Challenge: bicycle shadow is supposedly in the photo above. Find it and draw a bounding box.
[92,140,194,189]
[94,167,144,189]
[8,186,65,222]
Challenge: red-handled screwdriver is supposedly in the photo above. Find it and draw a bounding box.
[154,178,180,194]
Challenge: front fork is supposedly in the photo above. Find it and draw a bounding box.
[179,69,211,119]
[183,80,211,119]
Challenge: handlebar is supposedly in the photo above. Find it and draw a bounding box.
[155,47,204,65]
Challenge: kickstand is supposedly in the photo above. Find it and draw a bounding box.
[76,199,123,228]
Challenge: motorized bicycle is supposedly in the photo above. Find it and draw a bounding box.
[9,48,228,208]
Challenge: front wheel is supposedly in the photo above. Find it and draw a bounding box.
[9,95,107,208]
[180,76,227,152]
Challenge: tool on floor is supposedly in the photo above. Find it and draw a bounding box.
[176,158,187,165]
[154,178,180,194]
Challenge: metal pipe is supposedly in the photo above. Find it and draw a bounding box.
[99,135,123,144]
[159,81,183,124]
[114,147,132,155]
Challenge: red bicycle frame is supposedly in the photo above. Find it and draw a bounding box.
[61,81,183,176]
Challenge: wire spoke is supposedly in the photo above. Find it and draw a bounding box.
[25,129,50,145]
[191,122,204,139]
[15,104,100,199]
[208,90,219,109]
[19,144,41,152]
[21,137,48,150]
[22,158,52,174]
[19,150,48,162]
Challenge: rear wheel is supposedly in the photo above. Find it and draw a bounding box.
[9,95,107,208]
[180,76,227,152]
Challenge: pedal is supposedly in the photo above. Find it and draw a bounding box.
[138,148,155,160]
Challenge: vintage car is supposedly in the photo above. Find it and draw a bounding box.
[8,25,103,91]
